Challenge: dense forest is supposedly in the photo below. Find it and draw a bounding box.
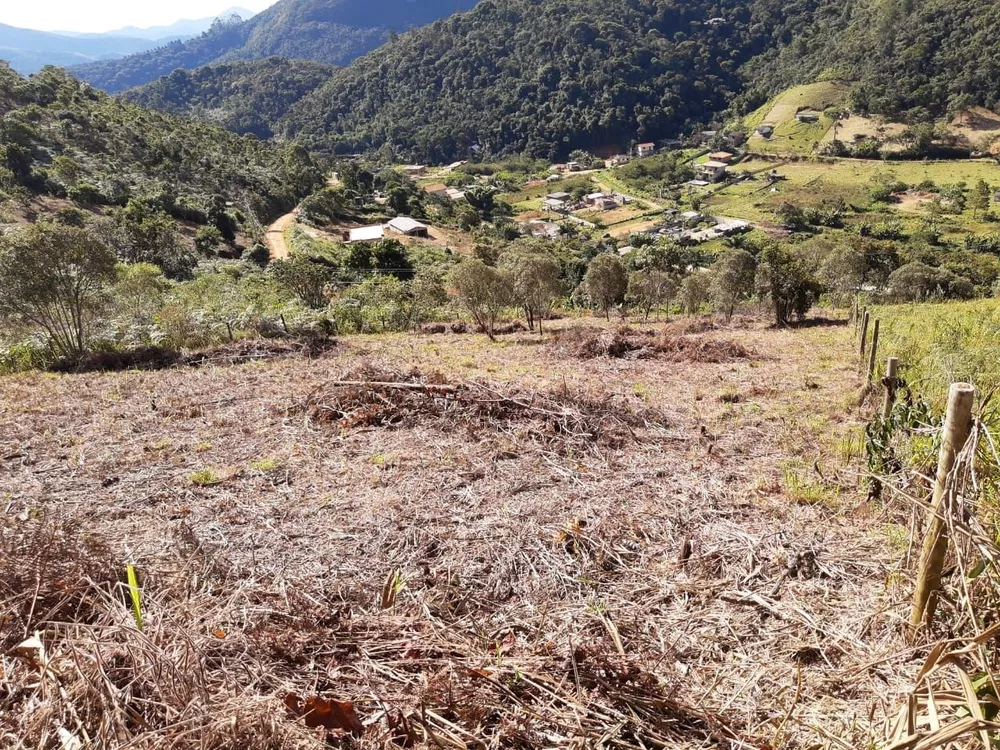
[72,0,479,94]
[0,64,322,219]
[278,0,848,161]
[124,59,335,139]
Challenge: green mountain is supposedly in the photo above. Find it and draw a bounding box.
[123,58,335,139]
[0,64,322,220]
[279,0,847,162]
[73,0,480,94]
[269,0,1000,162]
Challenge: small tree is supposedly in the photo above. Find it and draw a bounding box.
[508,254,563,331]
[0,223,117,358]
[755,245,821,326]
[583,254,628,319]
[628,269,678,321]
[195,226,224,255]
[270,256,333,309]
[971,179,992,219]
[711,249,756,320]
[678,272,712,315]
[449,259,513,340]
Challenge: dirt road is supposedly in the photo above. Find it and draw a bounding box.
[265,210,297,260]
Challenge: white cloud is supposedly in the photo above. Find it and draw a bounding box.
[0,0,277,34]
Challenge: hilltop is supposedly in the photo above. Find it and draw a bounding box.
[0,64,321,221]
[124,58,336,139]
[72,0,479,93]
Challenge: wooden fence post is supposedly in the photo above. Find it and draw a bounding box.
[866,319,880,383]
[882,356,899,420]
[910,382,976,630]
[859,310,870,369]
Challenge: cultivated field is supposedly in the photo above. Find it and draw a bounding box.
[0,315,931,748]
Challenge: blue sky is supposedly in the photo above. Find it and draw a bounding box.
[0,1,277,34]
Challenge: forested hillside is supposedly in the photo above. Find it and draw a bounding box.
[280,0,849,161]
[73,0,479,93]
[124,59,335,139]
[0,64,322,219]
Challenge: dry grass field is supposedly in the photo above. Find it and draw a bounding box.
[0,316,927,749]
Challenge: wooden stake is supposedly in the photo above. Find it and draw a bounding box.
[866,319,880,383]
[882,356,899,420]
[858,310,870,369]
[910,382,976,630]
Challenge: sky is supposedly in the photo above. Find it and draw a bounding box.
[0,0,278,34]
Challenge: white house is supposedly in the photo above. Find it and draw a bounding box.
[346,225,385,243]
[636,142,656,158]
[387,217,429,237]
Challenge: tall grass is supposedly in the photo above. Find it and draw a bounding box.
[873,299,1000,409]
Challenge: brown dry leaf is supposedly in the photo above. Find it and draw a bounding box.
[212,628,226,638]
[284,692,364,736]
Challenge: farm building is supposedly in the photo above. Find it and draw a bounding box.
[346,225,385,243]
[445,188,466,201]
[423,183,449,197]
[796,111,821,123]
[547,192,571,201]
[542,197,568,211]
[387,217,430,237]
[708,151,735,163]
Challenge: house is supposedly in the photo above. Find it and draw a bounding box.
[715,218,751,235]
[698,130,719,143]
[610,154,631,166]
[547,192,571,202]
[796,111,820,123]
[346,225,385,243]
[542,197,568,211]
[387,217,429,237]
[696,160,729,183]
[708,151,735,163]
[401,165,426,176]
[724,132,747,147]
[526,220,562,239]
[756,125,774,138]
[680,210,703,225]
[423,183,449,197]
[445,188,466,202]
[663,139,684,149]
[585,192,609,205]
[636,142,656,158]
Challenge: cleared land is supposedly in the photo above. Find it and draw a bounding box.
[0,315,930,748]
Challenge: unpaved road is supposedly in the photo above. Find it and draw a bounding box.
[265,210,297,260]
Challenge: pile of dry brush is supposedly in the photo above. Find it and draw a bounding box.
[298,363,664,453]
[549,326,758,362]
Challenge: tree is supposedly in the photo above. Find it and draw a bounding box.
[971,179,992,219]
[711,249,756,320]
[583,254,628,319]
[755,245,821,326]
[887,262,974,301]
[678,272,712,315]
[0,223,117,358]
[449,259,513,340]
[628,269,677,321]
[195,226,224,255]
[508,254,563,331]
[100,199,196,279]
[110,262,170,345]
[270,256,333,309]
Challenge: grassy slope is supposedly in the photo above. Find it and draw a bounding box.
[744,81,851,155]
[0,314,915,749]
